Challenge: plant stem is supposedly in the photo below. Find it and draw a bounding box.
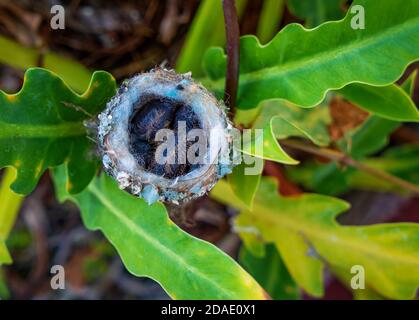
[222,0,240,117]
[0,169,24,239]
[281,138,419,195]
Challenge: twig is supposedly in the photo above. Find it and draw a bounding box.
[222,0,240,118]
[281,138,419,195]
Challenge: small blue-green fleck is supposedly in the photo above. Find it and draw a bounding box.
[141,185,160,205]
[218,164,233,178]
[190,183,203,195]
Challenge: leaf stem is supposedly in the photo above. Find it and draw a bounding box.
[0,168,24,239]
[222,0,240,117]
[281,139,419,195]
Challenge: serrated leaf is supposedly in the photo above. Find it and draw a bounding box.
[338,83,419,122]
[239,244,300,300]
[337,72,416,157]
[253,99,331,146]
[288,72,418,195]
[211,178,419,299]
[241,118,299,165]
[240,100,331,170]
[203,0,419,109]
[212,179,327,296]
[52,166,267,300]
[287,0,346,28]
[232,98,331,208]
[0,67,116,195]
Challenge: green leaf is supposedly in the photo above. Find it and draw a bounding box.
[353,288,385,300]
[0,168,23,266]
[0,168,23,239]
[228,159,263,210]
[287,0,346,28]
[203,0,419,109]
[337,72,417,157]
[0,240,11,265]
[401,70,417,96]
[338,83,419,122]
[257,0,285,44]
[0,68,116,195]
[176,0,248,76]
[239,244,300,300]
[217,185,267,257]
[211,178,419,299]
[338,116,399,158]
[286,161,352,196]
[234,107,262,127]
[241,117,299,165]
[233,98,331,206]
[0,269,10,299]
[253,99,331,146]
[53,166,267,300]
[239,99,331,174]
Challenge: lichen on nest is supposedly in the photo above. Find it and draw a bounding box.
[97,68,239,205]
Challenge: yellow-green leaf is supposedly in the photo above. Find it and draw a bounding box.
[338,83,419,122]
[239,244,300,300]
[253,99,331,146]
[227,159,263,210]
[241,117,299,165]
[211,178,419,299]
[0,240,11,265]
[287,0,346,28]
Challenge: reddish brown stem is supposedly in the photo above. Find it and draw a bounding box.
[281,139,419,195]
[222,0,240,118]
